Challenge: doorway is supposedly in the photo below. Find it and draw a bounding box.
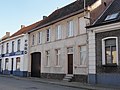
[11,58,14,74]
[68,54,73,74]
[31,52,41,77]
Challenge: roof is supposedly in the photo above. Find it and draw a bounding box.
[87,0,120,28]
[10,20,42,38]
[29,0,97,33]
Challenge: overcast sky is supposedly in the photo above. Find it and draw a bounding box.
[0,0,76,37]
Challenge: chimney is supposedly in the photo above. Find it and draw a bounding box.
[43,16,47,20]
[6,32,10,37]
[21,25,25,29]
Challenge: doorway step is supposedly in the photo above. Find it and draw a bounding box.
[63,74,74,82]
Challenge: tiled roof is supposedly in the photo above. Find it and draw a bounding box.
[30,0,97,32]
[89,0,120,27]
[10,20,42,38]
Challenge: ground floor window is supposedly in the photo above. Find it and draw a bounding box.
[102,37,118,65]
[46,51,50,66]
[55,49,61,66]
[16,57,20,70]
[5,58,9,70]
[80,45,87,66]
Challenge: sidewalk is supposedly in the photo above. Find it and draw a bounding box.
[0,74,119,90]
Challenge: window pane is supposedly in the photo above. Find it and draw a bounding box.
[80,46,87,65]
[112,46,117,64]
[105,39,116,46]
[105,47,111,64]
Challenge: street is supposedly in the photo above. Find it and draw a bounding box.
[0,76,88,90]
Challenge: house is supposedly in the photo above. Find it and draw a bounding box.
[28,0,113,82]
[87,0,120,86]
[0,21,40,77]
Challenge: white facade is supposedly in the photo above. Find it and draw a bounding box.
[0,34,29,76]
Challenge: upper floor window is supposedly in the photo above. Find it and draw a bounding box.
[1,44,4,54]
[32,35,35,45]
[17,39,21,51]
[6,43,9,53]
[38,32,42,44]
[12,41,14,52]
[46,29,50,42]
[68,20,74,37]
[102,37,118,66]
[56,25,62,40]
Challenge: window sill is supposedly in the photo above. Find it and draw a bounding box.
[74,65,87,68]
[44,66,51,68]
[54,65,62,68]
[102,64,117,67]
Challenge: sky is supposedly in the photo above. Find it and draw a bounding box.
[0,0,76,38]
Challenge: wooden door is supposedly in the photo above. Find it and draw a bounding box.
[68,54,73,74]
[31,52,41,77]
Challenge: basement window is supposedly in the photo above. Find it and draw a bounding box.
[105,13,119,21]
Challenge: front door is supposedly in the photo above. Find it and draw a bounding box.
[31,52,41,77]
[11,58,14,74]
[68,54,73,74]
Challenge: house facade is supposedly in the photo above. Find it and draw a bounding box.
[0,22,40,77]
[88,0,120,86]
[28,0,113,82]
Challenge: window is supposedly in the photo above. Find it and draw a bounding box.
[105,13,119,21]
[5,58,9,70]
[46,51,50,66]
[6,43,9,53]
[12,41,14,52]
[102,37,118,65]
[17,39,20,51]
[46,29,50,42]
[1,44,4,54]
[16,57,20,70]
[68,20,74,37]
[38,32,42,44]
[56,25,62,40]
[56,49,61,66]
[80,46,87,65]
[32,35,35,45]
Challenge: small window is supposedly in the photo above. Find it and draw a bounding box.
[32,35,35,45]
[6,43,9,53]
[56,25,62,40]
[38,32,42,44]
[46,29,50,42]
[12,41,14,52]
[105,13,119,21]
[17,39,21,51]
[68,21,74,37]
[102,37,118,66]
[16,57,20,70]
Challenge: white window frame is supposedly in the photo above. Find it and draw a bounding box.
[16,57,20,70]
[68,20,74,37]
[46,29,50,42]
[56,25,62,40]
[38,32,42,44]
[46,50,50,66]
[55,49,61,66]
[102,37,118,65]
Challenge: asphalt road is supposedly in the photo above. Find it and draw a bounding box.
[0,76,88,90]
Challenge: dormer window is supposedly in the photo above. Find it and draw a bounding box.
[105,12,119,21]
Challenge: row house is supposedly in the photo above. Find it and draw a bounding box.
[0,22,40,77]
[87,0,120,86]
[28,0,113,82]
